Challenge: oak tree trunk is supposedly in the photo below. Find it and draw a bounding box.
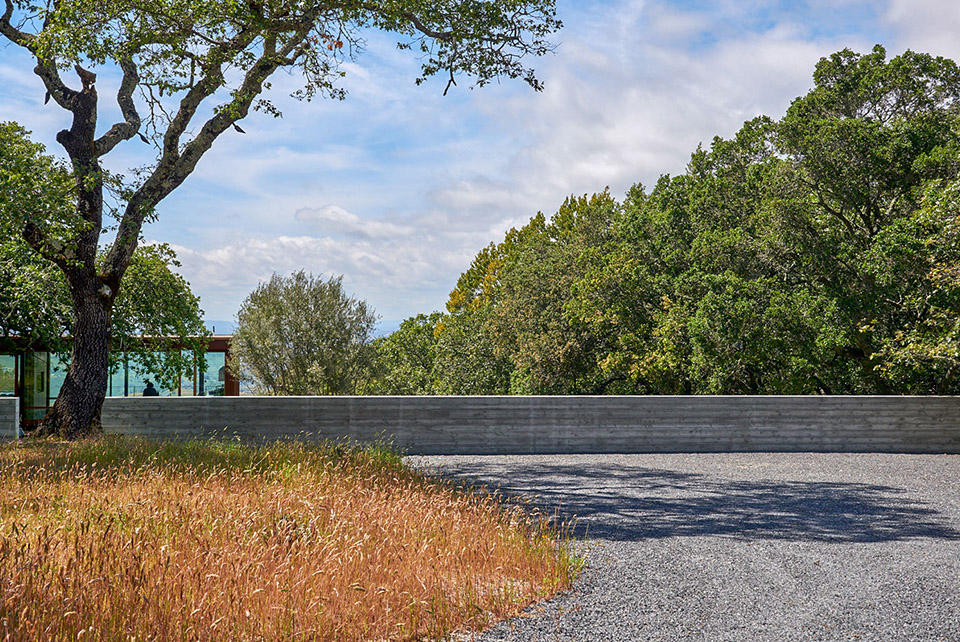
[29,72,114,440]
[35,277,112,439]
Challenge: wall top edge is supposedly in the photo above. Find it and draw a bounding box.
[100,395,960,400]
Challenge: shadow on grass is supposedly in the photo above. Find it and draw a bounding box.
[428,461,960,543]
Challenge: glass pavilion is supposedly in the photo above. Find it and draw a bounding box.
[0,335,239,426]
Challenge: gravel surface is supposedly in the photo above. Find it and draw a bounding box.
[406,453,960,641]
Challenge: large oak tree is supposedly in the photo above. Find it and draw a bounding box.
[1,122,207,408]
[0,0,560,437]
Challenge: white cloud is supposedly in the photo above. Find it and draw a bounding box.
[152,0,910,322]
[440,4,850,222]
[884,0,960,60]
[294,204,414,238]
[164,232,470,320]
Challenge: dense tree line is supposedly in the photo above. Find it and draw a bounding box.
[369,46,960,395]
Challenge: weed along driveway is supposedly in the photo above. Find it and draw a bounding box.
[408,452,960,641]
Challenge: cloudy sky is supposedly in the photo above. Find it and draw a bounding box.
[2,0,960,328]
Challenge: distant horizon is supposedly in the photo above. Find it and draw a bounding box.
[203,318,404,338]
[4,0,958,322]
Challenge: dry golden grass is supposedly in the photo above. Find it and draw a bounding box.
[0,436,579,641]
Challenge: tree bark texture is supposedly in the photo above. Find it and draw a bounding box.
[30,68,115,439]
[37,283,112,439]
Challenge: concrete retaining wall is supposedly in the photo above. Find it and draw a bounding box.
[1,398,18,441]
[101,395,960,455]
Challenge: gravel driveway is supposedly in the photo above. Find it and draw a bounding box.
[406,453,960,641]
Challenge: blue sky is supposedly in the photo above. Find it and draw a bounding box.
[2,0,959,328]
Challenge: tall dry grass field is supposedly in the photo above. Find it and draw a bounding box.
[0,436,578,641]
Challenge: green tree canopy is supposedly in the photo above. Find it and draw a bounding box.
[368,312,443,395]
[399,46,960,396]
[230,271,377,395]
[0,122,206,391]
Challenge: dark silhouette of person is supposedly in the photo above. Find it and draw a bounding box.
[143,381,160,397]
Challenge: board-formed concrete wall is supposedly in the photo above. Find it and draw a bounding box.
[0,398,18,441]
[101,395,960,455]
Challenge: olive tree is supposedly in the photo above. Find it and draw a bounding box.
[0,0,560,437]
[230,271,376,395]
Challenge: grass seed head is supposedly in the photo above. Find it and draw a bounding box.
[0,435,578,641]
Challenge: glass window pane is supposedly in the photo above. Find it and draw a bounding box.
[159,350,181,397]
[160,372,180,397]
[0,354,15,397]
[49,354,68,401]
[108,360,127,397]
[127,353,180,396]
[199,352,226,396]
[179,350,196,397]
[23,351,49,421]
[126,354,151,397]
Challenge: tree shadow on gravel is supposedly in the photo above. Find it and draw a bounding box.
[428,461,960,543]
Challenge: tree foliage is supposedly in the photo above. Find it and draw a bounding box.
[373,46,960,396]
[230,271,377,395]
[368,313,443,395]
[0,122,206,391]
[0,0,560,436]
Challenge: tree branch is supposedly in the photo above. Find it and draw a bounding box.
[21,222,68,270]
[0,0,80,108]
[815,194,860,237]
[34,60,81,109]
[356,3,455,41]
[398,10,454,41]
[94,55,142,157]
[171,26,312,186]
[160,27,258,162]
[102,22,312,288]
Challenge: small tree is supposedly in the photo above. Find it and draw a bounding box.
[0,0,560,437]
[230,271,376,395]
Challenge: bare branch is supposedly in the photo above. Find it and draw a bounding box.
[94,56,143,157]
[33,61,80,109]
[0,0,13,30]
[74,63,96,89]
[443,65,456,96]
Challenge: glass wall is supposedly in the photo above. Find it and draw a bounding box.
[23,351,49,421]
[178,350,197,397]
[198,352,226,396]
[108,360,127,397]
[107,350,218,397]
[123,354,154,397]
[49,354,67,400]
[0,354,16,398]
[11,343,233,422]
